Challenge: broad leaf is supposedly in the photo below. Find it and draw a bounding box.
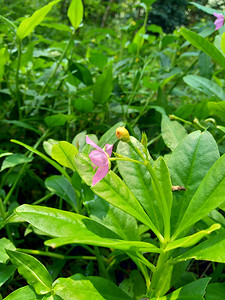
[183,75,225,101]
[98,121,125,148]
[0,238,16,263]
[208,101,225,119]
[6,250,52,294]
[161,114,187,151]
[205,283,225,300]
[117,137,163,234]
[45,176,77,211]
[53,275,132,300]
[74,153,161,239]
[174,152,225,238]
[173,230,225,263]
[181,28,225,70]
[70,62,93,86]
[17,0,61,40]
[51,141,78,171]
[167,131,219,235]
[3,286,41,300]
[67,0,83,30]
[44,114,68,128]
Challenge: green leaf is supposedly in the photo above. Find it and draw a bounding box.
[161,114,187,151]
[167,131,219,234]
[44,114,68,128]
[133,26,145,51]
[74,153,161,238]
[174,152,225,238]
[180,28,225,70]
[152,278,211,300]
[40,22,72,32]
[73,98,94,113]
[2,120,41,135]
[117,137,163,234]
[43,139,59,157]
[0,263,16,287]
[11,140,70,181]
[89,52,108,70]
[53,275,133,300]
[51,141,78,171]
[67,0,83,30]
[85,196,139,241]
[221,32,225,55]
[0,154,33,172]
[17,0,61,40]
[190,2,220,15]
[15,205,160,253]
[0,238,16,263]
[183,75,225,101]
[6,250,53,294]
[45,175,77,211]
[205,283,225,300]
[3,285,41,300]
[98,121,125,148]
[70,62,93,86]
[93,64,113,103]
[165,224,221,251]
[208,101,225,119]
[0,48,9,80]
[173,230,225,263]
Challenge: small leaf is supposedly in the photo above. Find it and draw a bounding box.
[44,114,68,128]
[70,62,93,86]
[0,238,16,263]
[67,0,83,30]
[6,250,53,294]
[51,141,78,170]
[161,114,187,151]
[17,0,61,40]
[0,154,33,172]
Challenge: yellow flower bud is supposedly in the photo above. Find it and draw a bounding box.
[116,127,130,142]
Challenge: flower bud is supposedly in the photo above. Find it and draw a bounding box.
[116,127,130,142]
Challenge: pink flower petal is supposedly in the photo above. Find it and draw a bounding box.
[86,136,102,152]
[105,144,113,157]
[92,164,109,186]
[89,150,108,167]
[213,13,224,30]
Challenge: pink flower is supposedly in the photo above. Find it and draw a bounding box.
[86,136,113,186]
[213,13,224,30]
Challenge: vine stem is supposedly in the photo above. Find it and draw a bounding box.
[39,31,76,95]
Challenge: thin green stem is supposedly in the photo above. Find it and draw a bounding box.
[16,38,22,119]
[33,193,54,205]
[16,248,97,260]
[39,32,75,95]
[109,157,144,165]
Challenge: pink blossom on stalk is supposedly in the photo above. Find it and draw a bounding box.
[86,136,113,186]
[213,12,224,30]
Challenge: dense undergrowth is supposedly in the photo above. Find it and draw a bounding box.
[1,0,225,299]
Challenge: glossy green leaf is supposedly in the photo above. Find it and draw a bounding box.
[133,26,145,51]
[51,141,78,171]
[173,230,225,263]
[0,238,16,263]
[17,0,61,40]
[152,278,211,300]
[45,175,77,211]
[117,137,163,234]
[0,154,33,172]
[15,205,160,253]
[0,263,16,287]
[174,152,225,238]
[161,114,187,151]
[93,64,113,103]
[181,28,225,69]
[85,196,139,241]
[74,153,161,238]
[165,224,221,251]
[6,250,52,294]
[3,286,41,300]
[183,75,225,101]
[67,0,83,30]
[53,275,132,300]
[205,283,225,300]
[98,121,125,148]
[167,131,219,234]
[43,139,59,156]
[44,114,68,128]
